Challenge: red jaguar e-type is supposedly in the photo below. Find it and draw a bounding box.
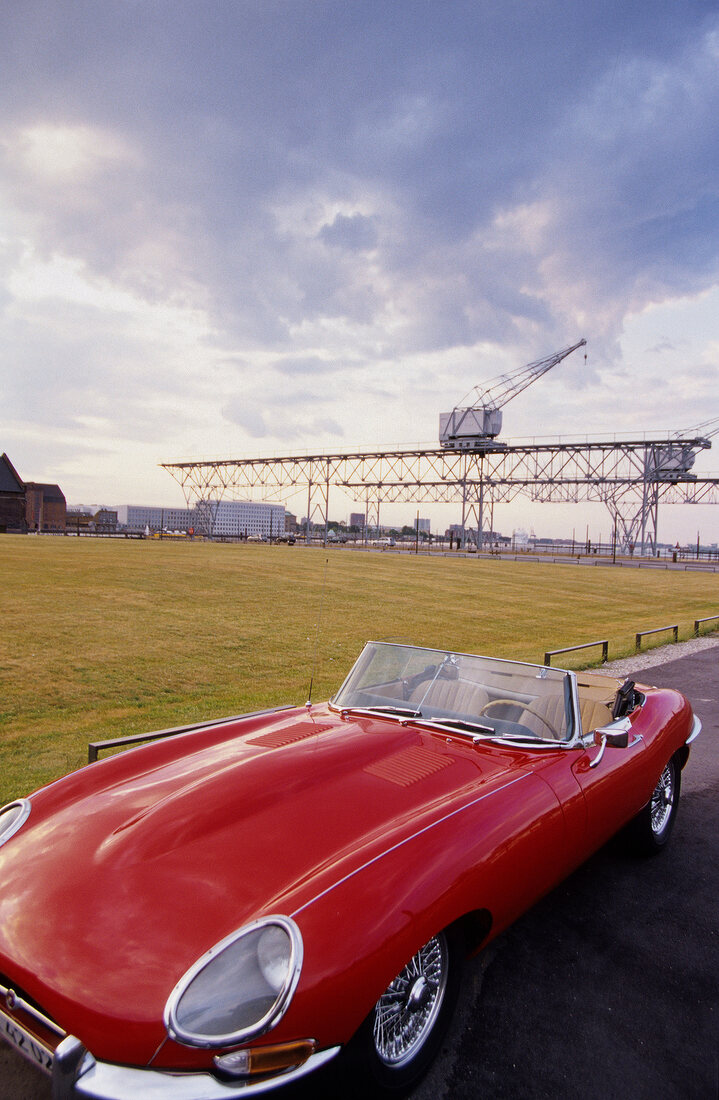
[0,642,700,1098]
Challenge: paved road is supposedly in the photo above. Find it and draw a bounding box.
[2,648,717,1099]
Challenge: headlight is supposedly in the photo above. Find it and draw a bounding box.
[0,800,31,848]
[164,916,303,1048]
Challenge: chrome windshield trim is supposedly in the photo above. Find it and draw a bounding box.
[399,716,495,737]
[332,642,577,745]
[71,1046,341,1098]
[686,715,702,744]
[329,704,411,721]
[332,704,571,748]
[566,670,582,746]
[482,735,575,749]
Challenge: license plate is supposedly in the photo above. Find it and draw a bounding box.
[0,1004,53,1075]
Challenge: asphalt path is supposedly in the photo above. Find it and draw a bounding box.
[2,648,717,1099]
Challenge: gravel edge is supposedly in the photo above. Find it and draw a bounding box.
[586,634,719,677]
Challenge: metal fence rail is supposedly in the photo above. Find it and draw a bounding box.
[544,639,609,666]
[635,624,678,652]
[694,614,719,635]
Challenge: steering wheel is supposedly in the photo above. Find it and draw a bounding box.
[480,699,521,718]
[480,699,557,739]
[517,704,558,739]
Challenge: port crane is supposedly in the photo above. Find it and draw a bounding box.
[439,338,587,448]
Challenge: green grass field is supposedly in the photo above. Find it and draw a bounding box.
[1,537,717,804]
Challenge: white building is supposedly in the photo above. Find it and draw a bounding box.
[116,505,194,532]
[116,500,287,538]
[201,499,286,539]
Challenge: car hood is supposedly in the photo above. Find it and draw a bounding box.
[0,704,526,1061]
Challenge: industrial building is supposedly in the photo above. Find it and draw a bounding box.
[116,505,195,532]
[202,499,286,539]
[116,500,286,538]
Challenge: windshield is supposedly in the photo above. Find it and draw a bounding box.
[332,642,575,743]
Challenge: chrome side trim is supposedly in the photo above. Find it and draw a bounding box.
[686,715,702,744]
[291,771,533,918]
[72,1046,341,1098]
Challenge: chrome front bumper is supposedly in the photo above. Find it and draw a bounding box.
[64,1045,340,1099]
[3,975,340,1098]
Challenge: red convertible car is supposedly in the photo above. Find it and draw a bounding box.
[0,642,700,1098]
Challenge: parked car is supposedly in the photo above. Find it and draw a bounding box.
[0,642,700,1098]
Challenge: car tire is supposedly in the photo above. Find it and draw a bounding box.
[626,754,681,855]
[342,927,462,1096]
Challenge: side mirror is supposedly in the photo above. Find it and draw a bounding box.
[594,727,629,750]
[590,721,631,768]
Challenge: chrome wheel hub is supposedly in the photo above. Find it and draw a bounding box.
[373,934,448,1068]
[651,763,674,835]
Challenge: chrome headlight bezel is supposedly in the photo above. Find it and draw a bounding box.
[0,800,31,848]
[164,915,303,1049]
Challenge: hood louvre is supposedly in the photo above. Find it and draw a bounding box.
[247,723,332,749]
[364,745,453,787]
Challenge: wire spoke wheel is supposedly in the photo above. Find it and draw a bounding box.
[626,753,681,855]
[372,933,449,1069]
[650,762,675,837]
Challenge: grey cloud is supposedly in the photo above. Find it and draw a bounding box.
[221,396,345,442]
[272,357,348,376]
[1,0,718,462]
[319,213,378,252]
[0,298,201,439]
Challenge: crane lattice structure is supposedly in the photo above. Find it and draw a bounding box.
[439,339,587,447]
[162,430,719,554]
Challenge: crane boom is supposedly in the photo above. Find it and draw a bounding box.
[439,338,586,449]
[672,416,719,442]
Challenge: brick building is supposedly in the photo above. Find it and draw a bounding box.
[0,453,26,532]
[25,483,67,532]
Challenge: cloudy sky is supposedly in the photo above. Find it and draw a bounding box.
[2,0,718,541]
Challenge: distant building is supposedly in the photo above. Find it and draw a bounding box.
[116,500,286,539]
[116,505,194,533]
[66,508,93,533]
[349,512,365,528]
[416,517,431,533]
[200,499,286,539]
[94,508,118,532]
[25,483,66,532]
[445,524,478,545]
[0,453,25,532]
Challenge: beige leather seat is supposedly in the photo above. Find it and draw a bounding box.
[518,694,568,740]
[520,694,614,740]
[409,679,490,717]
[579,697,613,734]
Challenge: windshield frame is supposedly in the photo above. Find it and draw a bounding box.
[330,641,581,747]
